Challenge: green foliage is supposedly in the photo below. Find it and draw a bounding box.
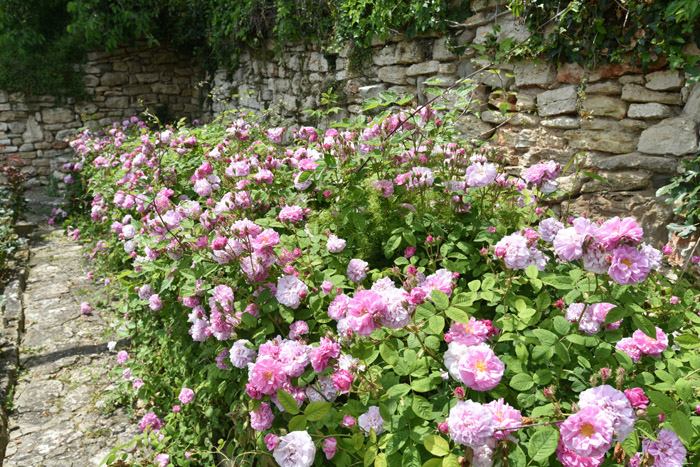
[657,151,700,237]
[507,0,700,76]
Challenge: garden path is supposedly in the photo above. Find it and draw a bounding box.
[3,216,139,466]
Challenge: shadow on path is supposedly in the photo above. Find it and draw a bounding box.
[22,338,131,369]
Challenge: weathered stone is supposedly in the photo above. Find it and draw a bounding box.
[134,73,159,84]
[151,83,180,94]
[682,83,700,123]
[439,62,458,74]
[621,84,681,105]
[308,52,329,72]
[433,38,458,61]
[481,110,508,124]
[510,112,541,126]
[376,66,408,84]
[619,75,645,85]
[564,129,638,153]
[18,143,34,152]
[537,85,578,116]
[511,128,567,149]
[645,70,685,91]
[541,116,580,129]
[471,0,505,12]
[475,68,514,88]
[41,108,74,124]
[22,117,43,143]
[564,190,672,245]
[619,119,648,131]
[585,152,677,173]
[581,95,627,119]
[359,84,388,100]
[372,45,397,66]
[474,14,530,45]
[586,80,622,95]
[406,61,440,77]
[637,117,698,156]
[8,122,26,134]
[628,103,673,119]
[557,62,634,84]
[54,129,78,143]
[100,72,128,86]
[581,170,651,193]
[103,96,129,108]
[458,28,476,45]
[454,115,494,138]
[0,90,7,103]
[513,61,556,88]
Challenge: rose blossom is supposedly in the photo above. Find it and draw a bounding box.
[178,388,195,405]
[555,441,604,467]
[642,429,686,467]
[632,327,668,356]
[624,388,649,409]
[327,235,346,253]
[578,385,636,442]
[608,245,651,285]
[273,431,316,467]
[265,433,279,450]
[446,400,495,447]
[276,275,308,309]
[358,406,385,436]
[457,344,505,391]
[250,402,274,431]
[347,258,368,283]
[322,438,337,460]
[559,405,614,458]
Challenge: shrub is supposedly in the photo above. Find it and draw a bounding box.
[66,97,700,466]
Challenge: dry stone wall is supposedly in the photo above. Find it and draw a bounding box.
[208,3,700,245]
[0,44,200,185]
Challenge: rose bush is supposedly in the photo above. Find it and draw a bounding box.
[64,97,700,466]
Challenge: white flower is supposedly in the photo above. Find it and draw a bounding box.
[276,275,308,309]
[358,406,385,436]
[229,340,256,369]
[273,431,316,467]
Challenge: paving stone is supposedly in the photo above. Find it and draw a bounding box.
[3,226,140,467]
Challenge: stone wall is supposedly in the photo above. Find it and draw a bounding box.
[207,2,700,244]
[0,44,200,185]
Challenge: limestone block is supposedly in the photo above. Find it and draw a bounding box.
[474,14,530,45]
[359,84,388,100]
[22,117,43,143]
[406,61,440,77]
[581,95,627,119]
[541,116,580,129]
[682,83,700,123]
[564,129,638,153]
[100,72,129,87]
[513,61,556,88]
[627,103,673,119]
[8,122,26,134]
[377,66,408,84]
[75,103,98,115]
[512,128,566,149]
[134,73,159,84]
[645,70,685,91]
[581,170,651,193]
[537,85,578,116]
[510,112,541,126]
[104,96,129,108]
[585,152,677,173]
[372,45,397,66]
[637,117,698,156]
[619,119,648,131]
[397,42,427,64]
[433,38,458,61]
[55,129,78,142]
[481,110,508,124]
[621,84,681,105]
[619,75,645,85]
[475,69,514,88]
[454,115,494,138]
[458,29,476,45]
[471,0,505,12]
[18,143,34,152]
[151,83,180,94]
[41,108,74,124]
[586,80,622,95]
[308,53,329,72]
[0,90,7,103]
[439,62,458,74]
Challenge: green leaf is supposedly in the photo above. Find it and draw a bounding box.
[553,316,570,335]
[631,315,657,339]
[289,414,307,431]
[276,389,300,415]
[411,378,437,393]
[604,306,629,324]
[384,235,402,257]
[509,373,535,391]
[412,395,435,420]
[581,171,610,184]
[431,290,450,311]
[364,446,378,467]
[428,316,445,335]
[445,307,470,324]
[305,401,331,421]
[647,390,676,413]
[636,420,657,441]
[675,378,693,401]
[671,411,693,444]
[387,384,411,398]
[533,329,558,346]
[525,265,539,279]
[402,443,421,467]
[621,430,639,457]
[675,333,700,349]
[527,428,559,462]
[380,342,400,366]
[423,435,450,457]
[374,453,388,467]
[441,455,460,467]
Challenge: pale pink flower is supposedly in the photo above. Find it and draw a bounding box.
[265,433,279,450]
[560,405,614,458]
[327,235,346,253]
[346,290,387,336]
[178,388,194,405]
[277,340,310,378]
[457,344,505,391]
[117,350,129,365]
[249,357,287,395]
[465,162,497,188]
[309,337,340,372]
[289,320,309,340]
[149,294,163,311]
[615,338,642,363]
[276,275,308,309]
[595,217,644,250]
[608,245,651,285]
[539,218,564,243]
[632,327,668,356]
[642,429,686,467]
[332,369,354,394]
[328,293,350,320]
[273,431,316,467]
[485,399,521,440]
[322,437,337,460]
[578,385,636,442]
[446,318,490,346]
[358,406,385,436]
[279,205,304,223]
[446,400,495,447]
[250,402,275,431]
[624,388,648,409]
[347,258,368,283]
[556,441,604,467]
[80,302,92,315]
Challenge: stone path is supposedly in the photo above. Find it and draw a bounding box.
[3,224,139,466]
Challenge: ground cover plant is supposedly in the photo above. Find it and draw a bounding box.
[63,96,700,466]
